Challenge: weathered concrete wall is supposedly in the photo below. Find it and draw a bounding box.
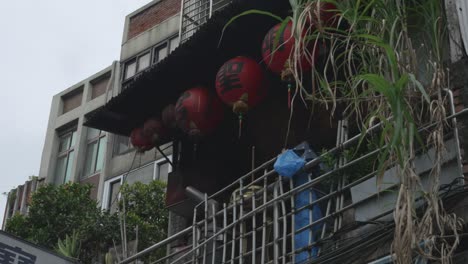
[38,63,118,186]
[121,14,180,61]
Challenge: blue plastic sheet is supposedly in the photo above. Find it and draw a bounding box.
[273,150,306,178]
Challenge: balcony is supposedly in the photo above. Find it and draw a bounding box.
[119,93,468,263]
[179,0,231,42]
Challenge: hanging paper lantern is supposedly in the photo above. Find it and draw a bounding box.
[162,104,177,130]
[175,86,224,139]
[143,118,167,144]
[130,127,154,152]
[262,21,318,75]
[215,56,267,115]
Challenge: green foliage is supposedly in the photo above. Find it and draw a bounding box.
[5,183,119,263]
[5,213,29,239]
[4,181,169,263]
[56,230,81,259]
[119,180,168,260]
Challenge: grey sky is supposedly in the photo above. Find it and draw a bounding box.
[0,0,153,226]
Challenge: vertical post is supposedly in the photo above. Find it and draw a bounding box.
[290,180,296,264]
[203,194,208,264]
[261,170,268,264]
[208,0,213,18]
[178,0,186,42]
[211,203,217,264]
[279,179,287,264]
[273,181,279,264]
[192,208,199,264]
[251,188,257,263]
[222,203,227,263]
[230,193,237,264]
[239,179,244,264]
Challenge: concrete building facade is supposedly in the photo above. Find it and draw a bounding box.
[38,63,119,201]
[97,0,180,212]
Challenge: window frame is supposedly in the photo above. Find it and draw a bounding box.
[153,155,173,182]
[102,176,123,211]
[121,34,180,84]
[112,135,134,157]
[82,128,107,179]
[55,127,77,184]
[102,155,173,210]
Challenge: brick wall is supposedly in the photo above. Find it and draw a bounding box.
[127,0,181,40]
[450,57,468,180]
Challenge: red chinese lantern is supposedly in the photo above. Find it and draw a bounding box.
[175,86,224,139]
[261,21,317,76]
[215,56,267,136]
[162,104,176,130]
[130,127,154,152]
[143,118,167,144]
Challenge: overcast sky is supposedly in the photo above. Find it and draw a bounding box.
[0,0,154,227]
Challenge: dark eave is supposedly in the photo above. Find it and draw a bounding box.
[85,0,290,136]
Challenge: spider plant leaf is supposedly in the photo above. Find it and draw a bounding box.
[269,17,291,65]
[218,10,282,47]
[408,73,430,103]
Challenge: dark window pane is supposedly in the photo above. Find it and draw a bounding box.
[138,53,151,72]
[64,151,74,183]
[158,162,170,183]
[124,61,137,80]
[55,156,67,184]
[70,131,77,147]
[109,180,121,213]
[84,142,98,177]
[58,135,71,153]
[158,46,168,61]
[113,135,130,155]
[96,137,106,172]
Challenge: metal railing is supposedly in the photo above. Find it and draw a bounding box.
[120,96,467,264]
[179,0,231,42]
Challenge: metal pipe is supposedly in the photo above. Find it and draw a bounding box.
[119,226,192,264]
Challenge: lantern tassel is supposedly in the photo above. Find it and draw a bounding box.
[288,83,292,109]
[238,114,243,138]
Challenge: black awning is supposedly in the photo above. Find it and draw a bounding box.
[84,0,290,136]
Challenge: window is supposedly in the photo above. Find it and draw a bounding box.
[102,156,172,212]
[169,36,180,53]
[137,52,151,72]
[103,176,123,213]
[124,59,137,80]
[113,135,132,156]
[122,35,180,83]
[154,156,172,183]
[90,75,110,100]
[153,44,168,64]
[55,129,77,183]
[83,128,106,178]
[62,88,83,114]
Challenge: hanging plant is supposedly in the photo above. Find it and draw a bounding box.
[220,0,463,263]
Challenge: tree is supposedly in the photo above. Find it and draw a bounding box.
[5,183,119,263]
[5,181,169,263]
[119,180,169,260]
